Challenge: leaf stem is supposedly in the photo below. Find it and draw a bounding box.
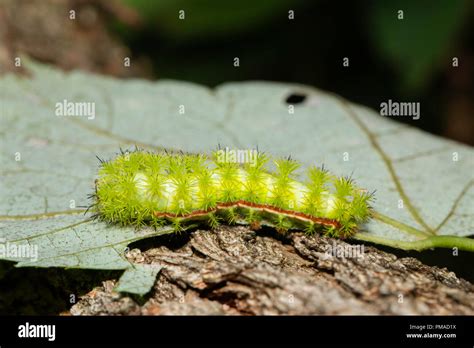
[353,232,474,252]
[372,211,431,238]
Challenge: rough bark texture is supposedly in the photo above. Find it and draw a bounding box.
[69,226,474,315]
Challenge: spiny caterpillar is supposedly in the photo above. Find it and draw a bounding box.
[91,149,374,238]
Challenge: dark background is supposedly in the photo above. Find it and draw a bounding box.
[116,0,474,145]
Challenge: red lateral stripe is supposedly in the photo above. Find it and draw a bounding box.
[153,200,340,229]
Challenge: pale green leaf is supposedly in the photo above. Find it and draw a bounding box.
[1,60,473,294]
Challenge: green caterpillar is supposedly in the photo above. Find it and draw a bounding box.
[91,149,374,238]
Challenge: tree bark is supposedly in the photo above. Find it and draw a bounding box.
[70,226,474,315]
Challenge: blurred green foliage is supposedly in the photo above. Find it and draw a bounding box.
[369,0,469,94]
[118,0,470,91]
[120,0,301,40]
[114,0,473,138]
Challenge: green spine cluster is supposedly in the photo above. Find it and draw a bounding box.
[93,149,374,238]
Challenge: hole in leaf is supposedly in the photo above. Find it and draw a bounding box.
[285,93,307,104]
